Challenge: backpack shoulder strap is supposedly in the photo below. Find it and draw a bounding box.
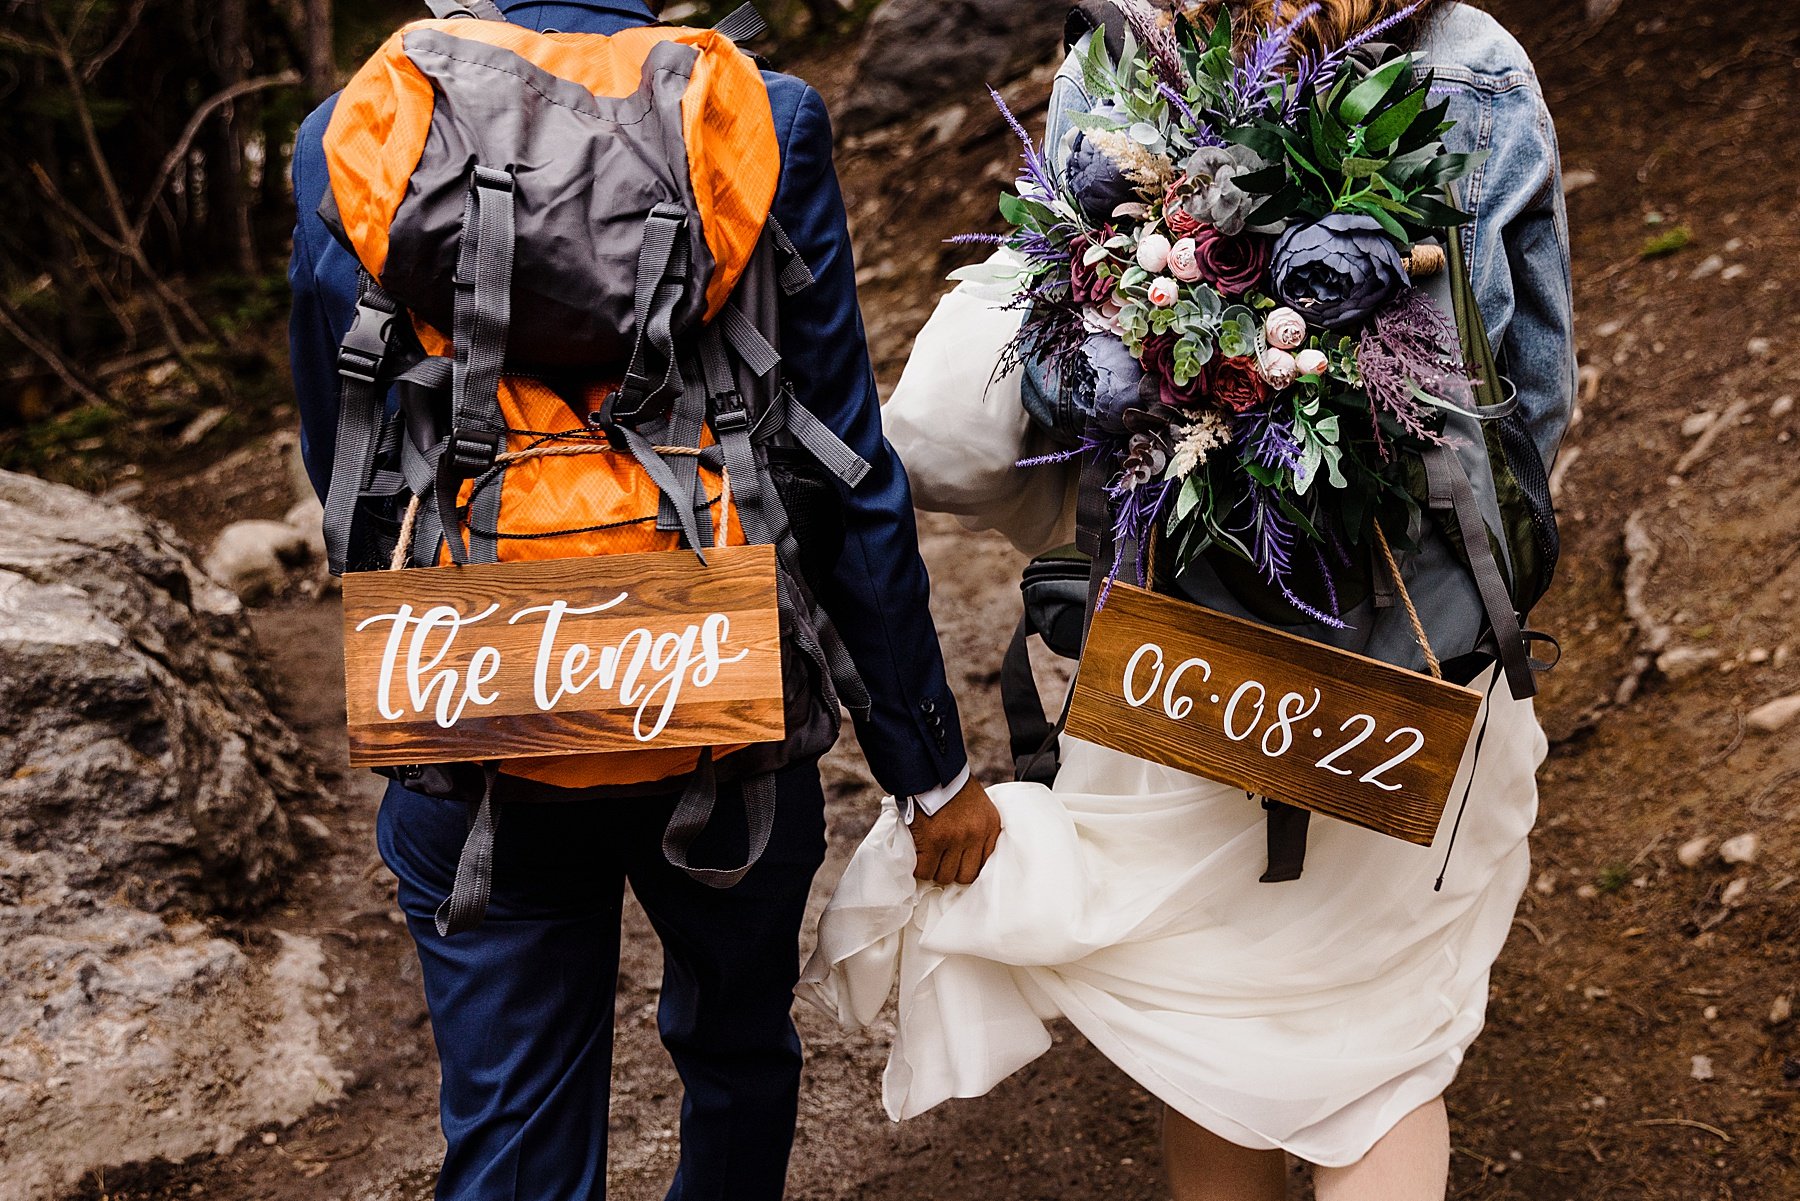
[1066,1,1128,56]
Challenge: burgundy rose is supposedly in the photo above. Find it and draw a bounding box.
[1191,226,1274,297]
[1140,332,1202,408]
[1202,353,1272,413]
[1068,233,1113,305]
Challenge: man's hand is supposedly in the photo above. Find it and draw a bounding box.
[909,775,1001,886]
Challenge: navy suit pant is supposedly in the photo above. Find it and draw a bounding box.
[377,763,828,1201]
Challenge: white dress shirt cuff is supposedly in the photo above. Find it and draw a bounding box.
[899,764,972,826]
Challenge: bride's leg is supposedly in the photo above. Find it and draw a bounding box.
[1163,1107,1288,1201]
[1311,1097,1449,1201]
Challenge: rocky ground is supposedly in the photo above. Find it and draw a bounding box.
[36,0,1800,1198]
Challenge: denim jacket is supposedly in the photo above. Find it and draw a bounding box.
[1045,2,1577,465]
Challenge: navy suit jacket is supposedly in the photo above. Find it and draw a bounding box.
[288,0,966,797]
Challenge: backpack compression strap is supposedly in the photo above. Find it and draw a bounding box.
[324,272,403,576]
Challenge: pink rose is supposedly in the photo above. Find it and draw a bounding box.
[1295,348,1329,376]
[1136,233,1173,274]
[1146,276,1179,308]
[1264,307,1307,350]
[1259,348,1298,389]
[1167,238,1203,283]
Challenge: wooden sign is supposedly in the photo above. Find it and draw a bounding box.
[1066,584,1484,845]
[341,545,785,768]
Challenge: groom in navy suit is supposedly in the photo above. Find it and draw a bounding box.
[287,1,1001,1196]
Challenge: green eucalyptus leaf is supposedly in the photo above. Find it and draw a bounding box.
[1364,205,1409,241]
[1341,155,1388,180]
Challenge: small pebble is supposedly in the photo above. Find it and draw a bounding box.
[1677,836,1714,868]
[1747,336,1774,359]
[1771,995,1793,1027]
[1535,870,1558,895]
[1749,647,1771,665]
[1704,1005,1720,1021]
[1748,694,1800,734]
[1772,395,1795,419]
[260,1131,279,1146]
[1681,411,1717,437]
[1720,833,1761,866]
[1721,877,1750,907]
[1576,884,1600,899]
[1721,264,1748,281]
[1691,1054,1715,1082]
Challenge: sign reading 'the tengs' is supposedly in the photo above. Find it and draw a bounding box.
[1066,584,1484,846]
[340,545,785,768]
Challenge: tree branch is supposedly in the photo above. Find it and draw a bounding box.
[0,297,112,409]
[130,71,303,246]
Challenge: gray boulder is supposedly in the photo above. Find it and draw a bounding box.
[839,0,1068,134]
[0,470,341,1199]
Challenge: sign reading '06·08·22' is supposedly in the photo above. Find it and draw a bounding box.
[1066,583,1485,846]
[340,546,786,768]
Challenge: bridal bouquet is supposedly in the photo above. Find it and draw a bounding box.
[981,2,1485,623]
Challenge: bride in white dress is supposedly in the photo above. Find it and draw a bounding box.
[800,2,1576,1199]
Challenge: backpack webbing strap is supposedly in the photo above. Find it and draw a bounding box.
[1423,444,1536,701]
[439,166,516,565]
[765,216,815,296]
[712,2,768,43]
[662,751,777,889]
[616,421,712,559]
[323,272,401,576]
[434,763,501,936]
[654,368,714,544]
[717,302,782,378]
[610,205,691,427]
[707,350,871,720]
[768,386,872,488]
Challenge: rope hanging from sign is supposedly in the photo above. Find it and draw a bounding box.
[1372,521,1443,681]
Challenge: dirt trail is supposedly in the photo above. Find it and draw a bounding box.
[70,1,1800,1198]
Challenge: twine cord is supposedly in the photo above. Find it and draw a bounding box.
[1373,520,1442,679]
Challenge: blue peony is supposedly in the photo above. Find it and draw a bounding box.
[1269,214,1408,331]
[1079,334,1146,434]
[1065,104,1137,225]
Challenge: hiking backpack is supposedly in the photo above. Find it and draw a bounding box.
[1003,4,1562,877]
[316,0,871,932]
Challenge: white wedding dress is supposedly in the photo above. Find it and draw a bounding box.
[798,672,1544,1166]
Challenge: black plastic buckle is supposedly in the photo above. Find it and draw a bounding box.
[712,395,751,435]
[449,428,501,475]
[337,298,395,385]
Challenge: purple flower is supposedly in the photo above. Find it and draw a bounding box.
[1270,214,1408,331]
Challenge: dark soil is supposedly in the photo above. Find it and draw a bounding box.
[62,0,1800,1198]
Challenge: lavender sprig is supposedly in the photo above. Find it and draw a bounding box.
[989,86,1058,203]
[1289,0,1427,118]
[1228,2,1321,119]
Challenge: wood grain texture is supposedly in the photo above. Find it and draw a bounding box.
[1066,584,1484,846]
[341,545,785,768]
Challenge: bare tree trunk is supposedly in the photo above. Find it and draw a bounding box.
[304,0,335,103]
[215,0,258,276]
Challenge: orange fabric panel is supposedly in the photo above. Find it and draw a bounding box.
[321,29,436,278]
[679,31,780,318]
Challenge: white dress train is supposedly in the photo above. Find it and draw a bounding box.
[797,671,1545,1167]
